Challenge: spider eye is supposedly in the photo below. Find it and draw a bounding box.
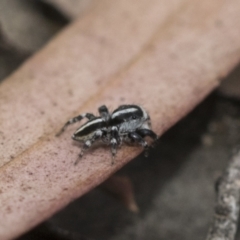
[132,115,137,119]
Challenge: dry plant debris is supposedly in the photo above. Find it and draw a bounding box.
[101,175,139,213]
[206,149,240,240]
[0,0,65,52]
[43,0,97,19]
[0,0,240,239]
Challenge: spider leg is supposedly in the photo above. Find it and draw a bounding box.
[56,113,95,136]
[128,132,149,157]
[136,129,158,141]
[137,129,158,148]
[110,126,121,164]
[98,105,110,123]
[110,138,118,165]
[111,126,121,144]
[75,130,102,165]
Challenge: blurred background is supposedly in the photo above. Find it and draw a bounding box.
[1,1,240,239]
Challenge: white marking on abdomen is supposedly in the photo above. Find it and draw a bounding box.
[112,108,139,118]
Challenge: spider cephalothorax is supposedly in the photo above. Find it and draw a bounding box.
[57,105,157,164]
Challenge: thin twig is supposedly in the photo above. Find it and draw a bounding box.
[206,149,240,240]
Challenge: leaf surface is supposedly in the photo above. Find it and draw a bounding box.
[0,0,240,239]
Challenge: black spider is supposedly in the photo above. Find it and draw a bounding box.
[56,105,157,164]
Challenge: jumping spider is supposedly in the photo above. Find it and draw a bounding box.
[56,105,158,165]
